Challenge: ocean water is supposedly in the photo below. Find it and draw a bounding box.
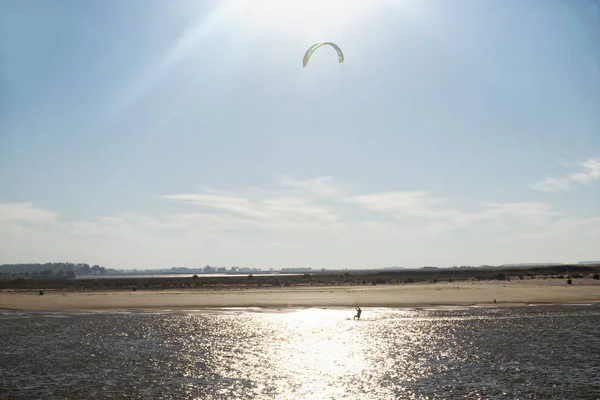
[1,305,599,399]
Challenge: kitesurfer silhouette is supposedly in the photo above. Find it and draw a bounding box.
[354,306,362,321]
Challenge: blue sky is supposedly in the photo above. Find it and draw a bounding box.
[1,0,599,269]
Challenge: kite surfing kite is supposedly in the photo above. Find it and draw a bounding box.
[303,42,344,67]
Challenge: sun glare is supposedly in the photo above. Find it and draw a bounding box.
[267,308,370,394]
[232,0,374,37]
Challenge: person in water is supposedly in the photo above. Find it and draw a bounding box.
[354,306,362,321]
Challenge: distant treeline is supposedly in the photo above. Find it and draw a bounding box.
[1,262,599,280]
[0,263,116,276]
[0,263,264,277]
[1,264,599,291]
[371,264,600,281]
[125,266,263,274]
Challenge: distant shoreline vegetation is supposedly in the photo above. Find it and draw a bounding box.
[0,262,598,291]
[0,262,312,277]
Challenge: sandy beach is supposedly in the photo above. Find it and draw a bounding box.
[1,279,599,312]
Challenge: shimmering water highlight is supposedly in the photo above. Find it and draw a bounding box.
[1,305,599,399]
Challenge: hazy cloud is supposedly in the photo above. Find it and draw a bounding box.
[568,158,600,184]
[532,157,600,192]
[162,189,340,230]
[0,203,58,225]
[1,177,598,268]
[279,175,341,198]
[531,177,572,192]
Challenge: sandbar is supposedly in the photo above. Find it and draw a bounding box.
[1,279,599,312]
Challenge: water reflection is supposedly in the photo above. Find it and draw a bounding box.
[265,309,374,399]
[1,306,599,399]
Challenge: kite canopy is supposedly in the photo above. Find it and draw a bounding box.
[303,42,344,67]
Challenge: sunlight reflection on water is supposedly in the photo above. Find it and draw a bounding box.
[1,306,600,399]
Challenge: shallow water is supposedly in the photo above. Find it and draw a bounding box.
[74,273,299,279]
[1,305,599,399]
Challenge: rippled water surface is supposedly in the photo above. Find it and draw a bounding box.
[1,305,599,399]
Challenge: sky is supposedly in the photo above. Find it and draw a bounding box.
[1,0,599,270]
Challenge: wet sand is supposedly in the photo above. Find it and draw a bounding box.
[1,279,599,311]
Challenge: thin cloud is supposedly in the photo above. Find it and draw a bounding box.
[0,203,58,224]
[162,190,340,229]
[279,175,341,198]
[532,157,600,192]
[346,191,463,221]
[568,158,600,184]
[1,177,598,268]
[163,181,561,236]
[531,177,571,192]
[346,191,556,231]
